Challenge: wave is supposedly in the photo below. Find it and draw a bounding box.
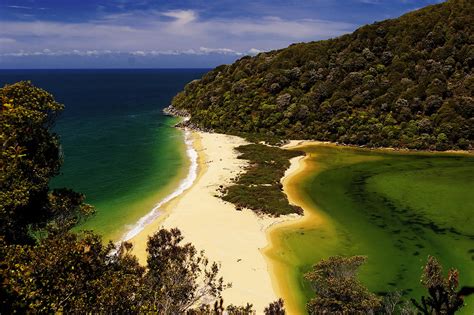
[118,129,198,243]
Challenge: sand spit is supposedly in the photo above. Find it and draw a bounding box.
[130,132,298,312]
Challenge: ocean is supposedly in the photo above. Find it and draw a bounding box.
[0,69,206,241]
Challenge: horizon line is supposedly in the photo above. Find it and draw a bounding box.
[0,67,214,70]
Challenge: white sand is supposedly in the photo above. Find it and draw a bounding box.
[130,131,293,312]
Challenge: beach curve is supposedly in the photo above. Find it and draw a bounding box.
[118,129,199,243]
[262,141,332,315]
[129,131,297,313]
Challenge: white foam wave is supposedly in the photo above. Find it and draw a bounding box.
[118,129,198,243]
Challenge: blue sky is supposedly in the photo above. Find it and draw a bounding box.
[0,0,444,68]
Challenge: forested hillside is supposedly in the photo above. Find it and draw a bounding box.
[172,0,473,150]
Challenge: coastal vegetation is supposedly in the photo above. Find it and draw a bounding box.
[304,256,382,314]
[221,144,303,216]
[412,256,465,315]
[172,0,473,150]
[1,81,93,243]
[303,255,467,314]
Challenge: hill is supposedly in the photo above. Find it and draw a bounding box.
[171,0,473,150]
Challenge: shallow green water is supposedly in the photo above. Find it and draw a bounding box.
[270,145,474,314]
[0,69,207,242]
[55,113,188,241]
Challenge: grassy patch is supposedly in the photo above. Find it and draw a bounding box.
[221,143,303,216]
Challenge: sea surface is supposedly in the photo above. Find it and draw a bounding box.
[0,69,206,241]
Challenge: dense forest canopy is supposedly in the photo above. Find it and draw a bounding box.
[172,0,473,150]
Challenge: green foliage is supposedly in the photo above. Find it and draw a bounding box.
[0,228,233,314]
[264,299,285,315]
[221,144,303,216]
[303,255,469,315]
[225,303,255,315]
[1,81,95,244]
[304,256,382,314]
[0,231,144,312]
[143,228,227,313]
[1,81,66,243]
[172,0,474,151]
[411,256,465,315]
[188,298,256,314]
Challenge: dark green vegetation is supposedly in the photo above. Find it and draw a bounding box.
[222,144,303,215]
[172,0,473,150]
[1,82,285,313]
[266,144,474,314]
[1,227,228,312]
[412,256,465,315]
[304,256,382,314]
[1,81,93,243]
[304,255,467,315]
[0,69,205,242]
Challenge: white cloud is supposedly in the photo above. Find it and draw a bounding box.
[6,5,33,9]
[6,5,47,10]
[0,48,251,57]
[162,10,197,25]
[247,48,262,55]
[198,47,242,55]
[357,0,380,4]
[0,10,355,57]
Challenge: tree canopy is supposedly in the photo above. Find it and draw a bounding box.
[0,228,230,313]
[412,256,465,315]
[172,0,473,150]
[1,81,93,244]
[304,256,382,314]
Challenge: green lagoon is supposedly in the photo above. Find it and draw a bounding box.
[267,145,474,314]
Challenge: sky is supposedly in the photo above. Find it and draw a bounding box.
[0,0,445,68]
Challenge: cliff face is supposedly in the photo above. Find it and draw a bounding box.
[172,0,473,151]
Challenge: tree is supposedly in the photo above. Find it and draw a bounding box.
[0,231,144,313]
[142,228,228,313]
[1,228,232,314]
[411,256,465,315]
[382,290,403,314]
[264,298,285,315]
[304,256,381,314]
[1,81,92,243]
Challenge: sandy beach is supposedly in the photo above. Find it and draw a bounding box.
[130,131,295,312]
[263,143,327,315]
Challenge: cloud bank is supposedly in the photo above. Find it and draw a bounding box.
[0,9,354,58]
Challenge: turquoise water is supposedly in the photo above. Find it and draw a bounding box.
[0,69,206,241]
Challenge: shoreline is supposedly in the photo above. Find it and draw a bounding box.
[283,139,473,156]
[130,131,291,312]
[262,146,324,315]
[117,129,198,243]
